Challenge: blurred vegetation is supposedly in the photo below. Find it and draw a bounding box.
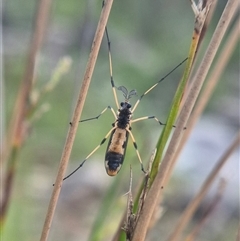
[3,0,239,241]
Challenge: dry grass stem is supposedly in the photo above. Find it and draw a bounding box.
[1,0,52,227]
[167,131,240,241]
[111,150,156,241]
[39,1,114,241]
[122,167,134,241]
[189,0,213,49]
[180,0,215,107]
[3,0,52,160]
[167,12,239,188]
[184,179,226,241]
[132,1,238,240]
[237,224,240,241]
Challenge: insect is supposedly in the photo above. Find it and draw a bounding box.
[63,26,187,181]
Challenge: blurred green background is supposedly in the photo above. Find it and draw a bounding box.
[3,0,239,241]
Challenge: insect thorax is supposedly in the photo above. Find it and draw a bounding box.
[117,104,132,129]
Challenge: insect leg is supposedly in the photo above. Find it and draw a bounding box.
[131,116,186,129]
[63,127,116,181]
[131,58,188,113]
[105,26,120,110]
[131,116,176,127]
[80,106,117,123]
[127,127,146,174]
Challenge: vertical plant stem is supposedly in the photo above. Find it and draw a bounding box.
[132,1,238,240]
[167,131,240,241]
[166,12,239,191]
[184,179,226,241]
[237,224,240,241]
[1,0,52,228]
[39,1,114,241]
[150,0,213,185]
[4,0,52,157]
[150,27,198,184]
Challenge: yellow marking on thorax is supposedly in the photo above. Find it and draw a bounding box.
[108,128,127,154]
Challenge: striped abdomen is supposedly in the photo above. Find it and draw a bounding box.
[105,127,129,176]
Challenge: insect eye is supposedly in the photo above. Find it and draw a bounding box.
[120,102,124,107]
[127,104,131,108]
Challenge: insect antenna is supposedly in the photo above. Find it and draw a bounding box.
[131,57,188,113]
[118,86,137,102]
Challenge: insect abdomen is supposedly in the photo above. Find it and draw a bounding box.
[105,128,129,176]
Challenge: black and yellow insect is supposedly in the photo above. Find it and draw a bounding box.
[63,26,186,181]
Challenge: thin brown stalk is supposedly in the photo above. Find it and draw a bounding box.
[111,150,156,241]
[1,0,52,227]
[166,11,239,191]
[184,179,226,241]
[132,1,238,240]
[2,0,52,162]
[188,0,214,54]
[237,224,240,241]
[123,167,134,241]
[39,1,114,241]
[180,0,217,108]
[167,131,240,241]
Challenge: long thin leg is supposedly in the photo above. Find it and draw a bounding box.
[105,27,120,110]
[63,127,116,181]
[127,127,146,174]
[131,116,176,127]
[131,116,187,129]
[131,57,188,113]
[80,106,117,123]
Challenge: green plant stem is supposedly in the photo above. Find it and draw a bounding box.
[169,15,239,183]
[132,1,237,240]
